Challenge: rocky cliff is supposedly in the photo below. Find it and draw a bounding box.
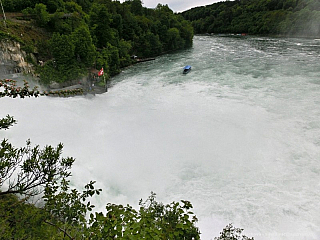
[0,39,35,77]
[0,39,104,93]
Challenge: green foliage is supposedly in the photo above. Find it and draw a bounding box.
[129,0,144,16]
[95,43,121,77]
[71,26,96,66]
[34,3,50,27]
[118,39,133,68]
[182,0,320,36]
[105,43,121,76]
[0,138,75,197]
[39,60,86,84]
[50,33,75,65]
[167,27,183,51]
[43,178,102,238]
[134,31,162,57]
[48,11,72,34]
[87,192,200,239]
[214,223,254,240]
[0,115,17,130]
[0,30,23,43]
[89,4,117,48]
[2,0,193,85]
[46,0,64,13]
[38,32,88,83]
[0,194,54,240]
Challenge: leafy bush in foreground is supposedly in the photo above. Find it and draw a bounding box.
[215,223,254,240]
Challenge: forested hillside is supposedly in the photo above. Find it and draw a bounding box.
[182,0,320,36]
[0,0,193,84]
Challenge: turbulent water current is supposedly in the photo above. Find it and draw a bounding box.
[2,35,320,239]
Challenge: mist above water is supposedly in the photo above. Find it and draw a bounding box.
[2,35,320,239]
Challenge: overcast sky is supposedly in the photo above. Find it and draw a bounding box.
[148,0,223,12]
[121,0,224,13]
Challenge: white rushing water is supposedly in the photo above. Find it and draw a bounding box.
[1,35,320,239]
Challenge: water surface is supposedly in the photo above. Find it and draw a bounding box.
[2,35,320,239]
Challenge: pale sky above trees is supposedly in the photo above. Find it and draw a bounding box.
[161,0,222,12]
[123,0,223,13]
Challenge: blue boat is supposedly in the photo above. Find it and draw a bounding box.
[183,65,191,74]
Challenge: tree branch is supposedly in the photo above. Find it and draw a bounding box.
[44,220,75,240]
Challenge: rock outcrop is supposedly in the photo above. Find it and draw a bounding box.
[0,39,35,76]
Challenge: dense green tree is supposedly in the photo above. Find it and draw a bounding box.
[118,39,132,68]
[72,26,96,66]
[177,17,194,48]
[121,8,141,41]
[105,43,120,75]
[50,33,75,65]
[133,31,162,57]
[2,0,193,85]
[33,3,50,27]
[0,194,54,239]
[166,27,182,50]
[89,3,118,48]
[110,13,123,38]
[45,0,64,13]
[128,0,143,16]
[182,0,320,36]
[38,33,87,83]
[95,43,121,77]
[48,11,73,33]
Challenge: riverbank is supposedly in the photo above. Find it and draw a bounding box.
[47,57,157,96]
[48,79,108,96]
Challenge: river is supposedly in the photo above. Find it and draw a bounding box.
[1,35,320,239]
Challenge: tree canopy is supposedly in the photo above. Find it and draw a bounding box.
[1,0,194,85]
[181,0,320,37]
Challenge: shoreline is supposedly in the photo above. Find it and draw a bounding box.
[48,57,157,96]
[48,82,108,96]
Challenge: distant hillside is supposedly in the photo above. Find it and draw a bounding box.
[0,0,193,85]
[181,0,320,37]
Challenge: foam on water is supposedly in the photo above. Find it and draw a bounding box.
[1,36,320,239]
